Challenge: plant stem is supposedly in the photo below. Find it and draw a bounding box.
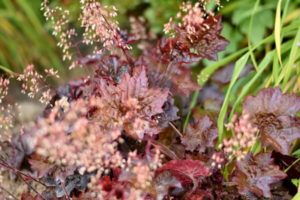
[284,157,300,173]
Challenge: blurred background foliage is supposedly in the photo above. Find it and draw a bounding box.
[0,0,63,74]
[1,0,300,196]
[0,0,300,80]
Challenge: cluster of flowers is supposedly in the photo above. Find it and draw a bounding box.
[0,64,58,104]
[34,97,124,175]
[211,152,225,169]
[17,64,43,98]
[0,77,9,104]
[163,0,227,60]
[80,1,129,51]
[222,113,258,160]
[42,0,77,61]
[0,64,59,142]
[0,104,18,142]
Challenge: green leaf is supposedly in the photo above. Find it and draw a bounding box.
[0,65,14,75]
[251,140,262,155]
[292,179,299,187]
[292,148,300,157]
[272,54,280,85]
[292,193,300,200]
[283,27,300,86]
[292,178,300,200]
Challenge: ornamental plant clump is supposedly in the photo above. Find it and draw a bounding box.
[0,0,299,199]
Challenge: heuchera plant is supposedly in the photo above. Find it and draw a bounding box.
[0,0,299,199]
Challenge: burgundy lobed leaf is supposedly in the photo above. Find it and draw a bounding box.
[243,87,300,117]
[176,15,228,61]
[260,119,300,155]
[181,115,218,153]
[96,66,170,139]
[164,3,228,61]
[232,153,287,198]
[139,41,201,97]
[154,38,202,64]
[243,87,300,154]
[156,159,210,186]
[158,98,179,128]
[170,66,201,96]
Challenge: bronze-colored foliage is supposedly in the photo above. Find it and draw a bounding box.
[243,87,300,154]
[232,153,286,198]
[181,115,217,153]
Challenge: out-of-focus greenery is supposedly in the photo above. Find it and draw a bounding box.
[144,0,181,34]
[218,0,299,56]
[196,0,300,152]
[0,0,177,76]
[0,0,181,75]
[0,0,64,74]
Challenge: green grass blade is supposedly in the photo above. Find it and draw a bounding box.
[183,91,199,132]
[230,51,274,118]
[293,148,300,157]
[197,21,299,88]
[217,53,250,142]
[197,48,247,86]
[282,0,291,23]
[230,39,293,117]
[248,0,260,71]
[274,0,283,67]
[283,27,300,86]
[16,0,44,32]
[292,192,300,200]
[272,54,280,85]
[0,65,14,75]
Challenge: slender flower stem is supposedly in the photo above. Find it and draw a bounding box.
[284,157,300,173]
[169,122,183,137]
[0,185,18,200]
[0,159,46,199]
[0,159,47,187]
